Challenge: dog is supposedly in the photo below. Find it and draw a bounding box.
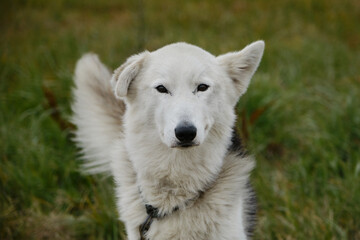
[71,41,264,240]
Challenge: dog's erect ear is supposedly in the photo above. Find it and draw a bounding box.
[217,40,264,98]
[111,51,149,98]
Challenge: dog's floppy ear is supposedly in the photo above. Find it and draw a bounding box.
[217,40,264,98]
[111,51,149,98]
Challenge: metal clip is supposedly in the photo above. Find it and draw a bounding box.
[139,214,154,240]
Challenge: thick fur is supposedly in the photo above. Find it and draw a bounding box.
[71,41,264,240]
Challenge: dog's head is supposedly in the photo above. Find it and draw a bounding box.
[111,41,264,148]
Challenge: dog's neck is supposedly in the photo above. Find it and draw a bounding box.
[125,123,232,216]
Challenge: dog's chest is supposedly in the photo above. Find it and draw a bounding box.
[142,192,245,240]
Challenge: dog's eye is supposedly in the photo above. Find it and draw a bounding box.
[155,85,169,94]
[197,84,209,92]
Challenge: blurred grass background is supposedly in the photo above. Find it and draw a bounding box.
[1,0,360,239]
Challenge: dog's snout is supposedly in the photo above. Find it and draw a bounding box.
[175,124,197,144]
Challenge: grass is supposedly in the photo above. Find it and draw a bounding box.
[1,0,359,239]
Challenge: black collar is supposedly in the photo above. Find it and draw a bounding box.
[137,168,220,240]
[138,192,203,240]
[139,204,179,240]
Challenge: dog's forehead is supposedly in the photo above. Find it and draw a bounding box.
[152,42,214,58]
[147,43,217,77]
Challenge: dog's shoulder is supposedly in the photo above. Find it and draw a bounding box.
[226,129,257,238]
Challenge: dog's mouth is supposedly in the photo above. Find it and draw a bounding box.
[171,142,199,149]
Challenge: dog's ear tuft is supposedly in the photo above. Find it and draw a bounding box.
[217,41,264,97]
[111,51,149,98]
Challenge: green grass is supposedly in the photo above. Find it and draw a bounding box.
[1,0,359,239]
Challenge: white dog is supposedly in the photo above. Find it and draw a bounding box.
[71,41,264,240]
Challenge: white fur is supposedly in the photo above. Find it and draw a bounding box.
[72,41,264,239]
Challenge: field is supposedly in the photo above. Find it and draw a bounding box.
[1,0,360,239]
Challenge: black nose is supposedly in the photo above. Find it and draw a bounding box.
[175,125,197,144]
